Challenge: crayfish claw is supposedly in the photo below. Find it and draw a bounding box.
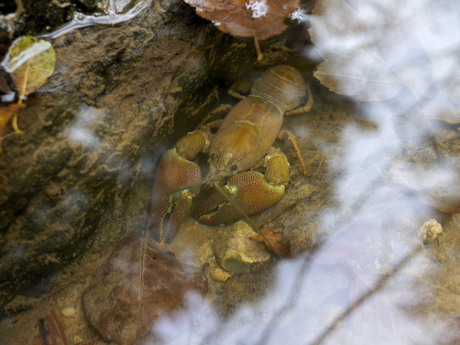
[195,151,290,225]
[194,170,286,225]
[149,195,171,242]
[164,191,194,243]
[149,130,208,242]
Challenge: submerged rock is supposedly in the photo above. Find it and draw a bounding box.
[418,218,442,244]
[213,221,270,273]
[82,236,208,345]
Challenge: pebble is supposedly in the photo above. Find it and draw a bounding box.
[417,219,442,244]
[213,221,270,273]
[62,306,76,317]
[210,267,232,282]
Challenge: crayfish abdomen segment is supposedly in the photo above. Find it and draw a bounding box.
[251,65,307,113]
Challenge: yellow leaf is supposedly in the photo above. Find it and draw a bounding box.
[7,36,56,98]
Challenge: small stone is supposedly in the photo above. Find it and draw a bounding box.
[213,221,270,273]
[417,219,442,244]
[62,306,76,317]
[210,267,232,282]
[437,253,446,262]
[73,335,83,344]
[4,295,38,315]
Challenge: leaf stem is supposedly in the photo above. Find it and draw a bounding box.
[254,36,263,61]
[13,62,30,134]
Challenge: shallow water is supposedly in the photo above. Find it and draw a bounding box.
[1,0,460,344]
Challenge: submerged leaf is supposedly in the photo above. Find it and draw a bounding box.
[82,236,208,345]
[251,229,291,258]
[0,103,25,134]
[7,36,56,97]
[0,103,26,152]
[414,0,460,105]
[309,0,404,101]
[185,0,300,59]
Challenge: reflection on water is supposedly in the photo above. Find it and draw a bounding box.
[41,0,153,39]
[67,104,104,148]
[1,0,460,344]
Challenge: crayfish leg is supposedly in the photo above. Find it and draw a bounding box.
[278,130,308,176]
[284,84,313,116]
[197,104,232,129]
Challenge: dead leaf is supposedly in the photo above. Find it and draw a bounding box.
[251,229,291,258]
[0,103,25,134]
[0,103,26,152]
[185,0,300,59]
[27,296,69,345]
[6,36,56,98]
[0,73,10,94]
[82,236,208,345]
[309,0,405,101]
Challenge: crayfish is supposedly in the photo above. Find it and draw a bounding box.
[149,65,313,243]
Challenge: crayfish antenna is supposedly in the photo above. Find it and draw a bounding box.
[206,149,250,188]
[205,148,233,187]
[212,183,254,226]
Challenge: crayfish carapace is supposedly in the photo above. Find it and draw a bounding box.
[149,65,313,243]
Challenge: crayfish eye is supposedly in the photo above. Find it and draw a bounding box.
[210,154,218,161]
[230,164,238,171]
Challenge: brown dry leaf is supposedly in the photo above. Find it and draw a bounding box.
[252,229,291,258]
[0,73,10,94]
[0,103,25,134]
[0,103,26,152]
[82,236,208,345]
[185,0,300,59]
[26,297,69,345]
[309,0,405,101]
